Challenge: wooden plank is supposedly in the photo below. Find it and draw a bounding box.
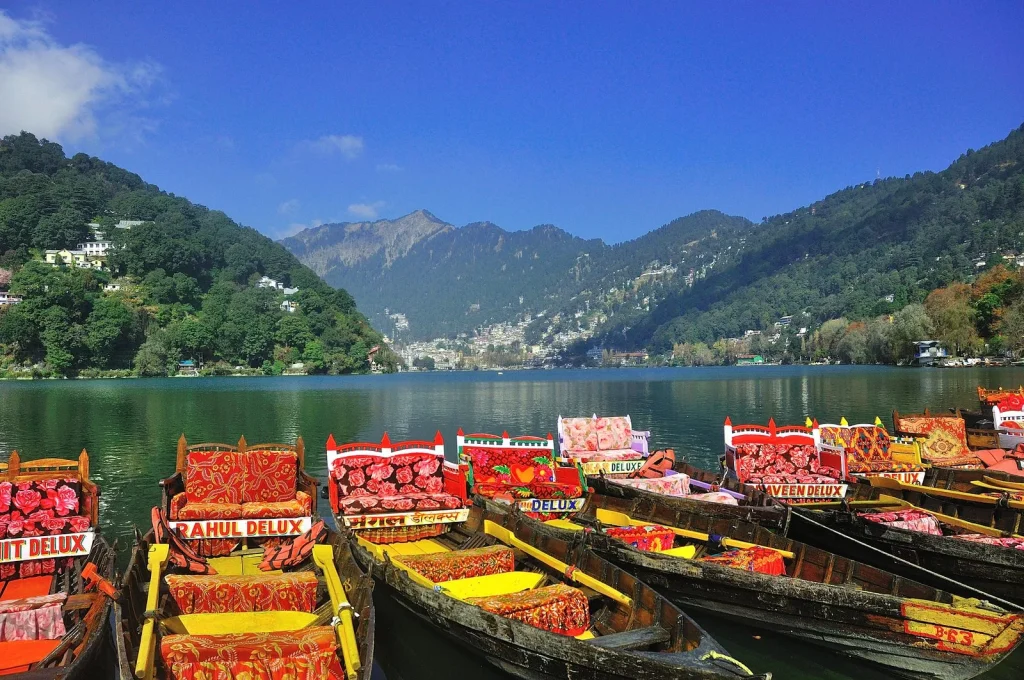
[588,625,670,650]
[63,593,99,611]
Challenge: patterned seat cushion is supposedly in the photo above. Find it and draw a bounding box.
[160,627,343,680]
[858,509,943,536]
[560,418,600,453]
[242,451,298,504]
[0,478,91,581]
[393,545,514,583]
[467,583,590,636]
[594,417,632,451]
[746,473,840,485]
[894,416,978,465]
[954,534,1024,550]
[172,498,244,520]
[166,573,318,614]
[614,474,690,497]
[605,524,675,552]
[337,492,464,516]
[184,451,245,505]
[464,445,583,501]
[474,481,583,500]
[571,449,642,463]
[700,547,785,576]
[240,492,311,519]
[847,460,923,473]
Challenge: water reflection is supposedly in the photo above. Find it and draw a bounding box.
[1,366,1024,678]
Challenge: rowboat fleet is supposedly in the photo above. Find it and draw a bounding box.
[6,387,1024,678]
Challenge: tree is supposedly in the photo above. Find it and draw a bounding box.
[924,285,978,356]
[134,333,169,376]
[85,297,138,367]
[39,306,79,374]
[302,340,326,373]
[1000,299,1024,357]
[891,304,935,362]
[412,356,435,370]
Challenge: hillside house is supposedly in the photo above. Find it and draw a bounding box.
[44,249,104,270]
[0,292,22,306]
[258,276,285,290]
[76,241,112,258]
[281,300,298,313]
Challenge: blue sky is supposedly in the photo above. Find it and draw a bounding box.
[2,2,1022,242]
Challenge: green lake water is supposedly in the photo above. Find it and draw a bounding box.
[2,366,1023,679]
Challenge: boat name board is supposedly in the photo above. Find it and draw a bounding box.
[759,483,848,499]
[343,508,470,529]
[578,459,645,476]
[518,497,586,513]
[854,471,925,485]
[169,517,312,540]
[0,530,94,563]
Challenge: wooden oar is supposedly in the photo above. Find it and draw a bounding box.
[135,544,169,680]
[482,520,632,607]
[868,476,1023,507]
[796,497,911,510]
[312,545,361,680]
[595,508,796,560]
[982,475,1024,491]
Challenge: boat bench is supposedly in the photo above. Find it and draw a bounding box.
[393,545,514,583]
[557,415,649,462]
[160,626,344,679]
[588,625,670,650]
[458,431,584,504]
[817,422,926,477]
[166,572,319,615]
[892,411,983,468]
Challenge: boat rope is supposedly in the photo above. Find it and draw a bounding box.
[700,650,755,675]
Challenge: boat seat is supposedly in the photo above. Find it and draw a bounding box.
[163,611,321,636]
[0,576,53,602]
[166,572,318,614]
[605,524,675,552]
[437,571,544,599]
[160,627,343,680]
[206,553,279,576]
[0,639,62,675]
[659,545,697,558]
[393,545,514,583]
[570,449,642,463]
[467,583,590,637]
[588,625,671,650]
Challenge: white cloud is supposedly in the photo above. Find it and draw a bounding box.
[376,163,401,172]
[302,134,364,159]
[347,201,386,219]
[277,198,300,215]
[0,10,161,142]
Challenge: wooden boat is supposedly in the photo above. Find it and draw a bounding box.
[541,492,1024,680]
[0,450,116,679]
[116,526,374,680]
[115,434,374,680]
[328,432,767,679]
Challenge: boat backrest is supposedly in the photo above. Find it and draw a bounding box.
[557,414,647,454]
[724,417,843,482]
[176,435,305,504]
[979,386,1024,406]
[0,450,97,581]
[892,410,974,463]
[326,433,469,539]
[457,430,557,482]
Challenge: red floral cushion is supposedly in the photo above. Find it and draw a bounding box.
[242,451,297,504]
[605,525,675,552]
[859,509,943,536]
[331,453,445,498]
[474,481,583,500]
[185,451,244,505]
[394,545,514,583]
[0,479,90,582]
[735,443,835,483]
[463,446,557,485]
[166,573,318,614]
[337,492,463,516]
[467,584,590,636]
[173,499,244,521]
[239,492,311,519]
[160,627,344,680]
[746,473,840,485]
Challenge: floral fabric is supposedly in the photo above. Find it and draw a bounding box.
[560,418,600,453]
[858,509,943,536]
[394,545,514,583]
[185,451,245,505]
[997,395,1024,412]
[240,492,311,519]
[337,492,464,516]
[464,445,583,501]
[700,547,785,576]
[358,524,448,545]
[0,478,89,580]
[474,481,583,500]
[467,583,590,636]
[954,534,1024,550]
[160,627,344,680]
[734,443,839,484]
[605,524,675,552]
[173,498,244,520]
[613,475,689,497]
[894,416,979,466]
[330,453,444,497]
[166,573,318,614]
[689,492,740,505]
[258,521,327,572]
[242,451,298,504]
[0,594,66,641]
[571,449,642,463]
[594,417,632,451]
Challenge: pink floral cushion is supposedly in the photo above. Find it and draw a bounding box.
[615,475,689,497]
[561,418,599,453]
[747,473,840,485]
[594,417,631,451]
[571,449,641,463]
[859,509,942,536]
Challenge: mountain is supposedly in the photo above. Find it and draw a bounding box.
[599,123,1024,353]
[0,132,395,376]
[282,209,754,340]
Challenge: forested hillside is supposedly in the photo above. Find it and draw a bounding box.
[0,132,395,376]
[592,123,1024,356]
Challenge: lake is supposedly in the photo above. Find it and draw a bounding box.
[1,365,1023,679]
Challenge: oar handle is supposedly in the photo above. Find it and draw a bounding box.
[645,522,796,560]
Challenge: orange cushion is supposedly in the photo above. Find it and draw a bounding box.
[166,573,318,614]
[175,502,244,520]
[0,639,62,675]
[394,545,513,583]
[185,451,244,504]
[239,492,310,519]
[160,627,342,680]
[467,584,590,636]
[242,451,298,504]
[0,577,52,602]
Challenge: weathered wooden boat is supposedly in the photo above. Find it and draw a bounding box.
[328,431,768,679]
[115,434,374,680]
[540,492,1024,680]
[0,450,116,679]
